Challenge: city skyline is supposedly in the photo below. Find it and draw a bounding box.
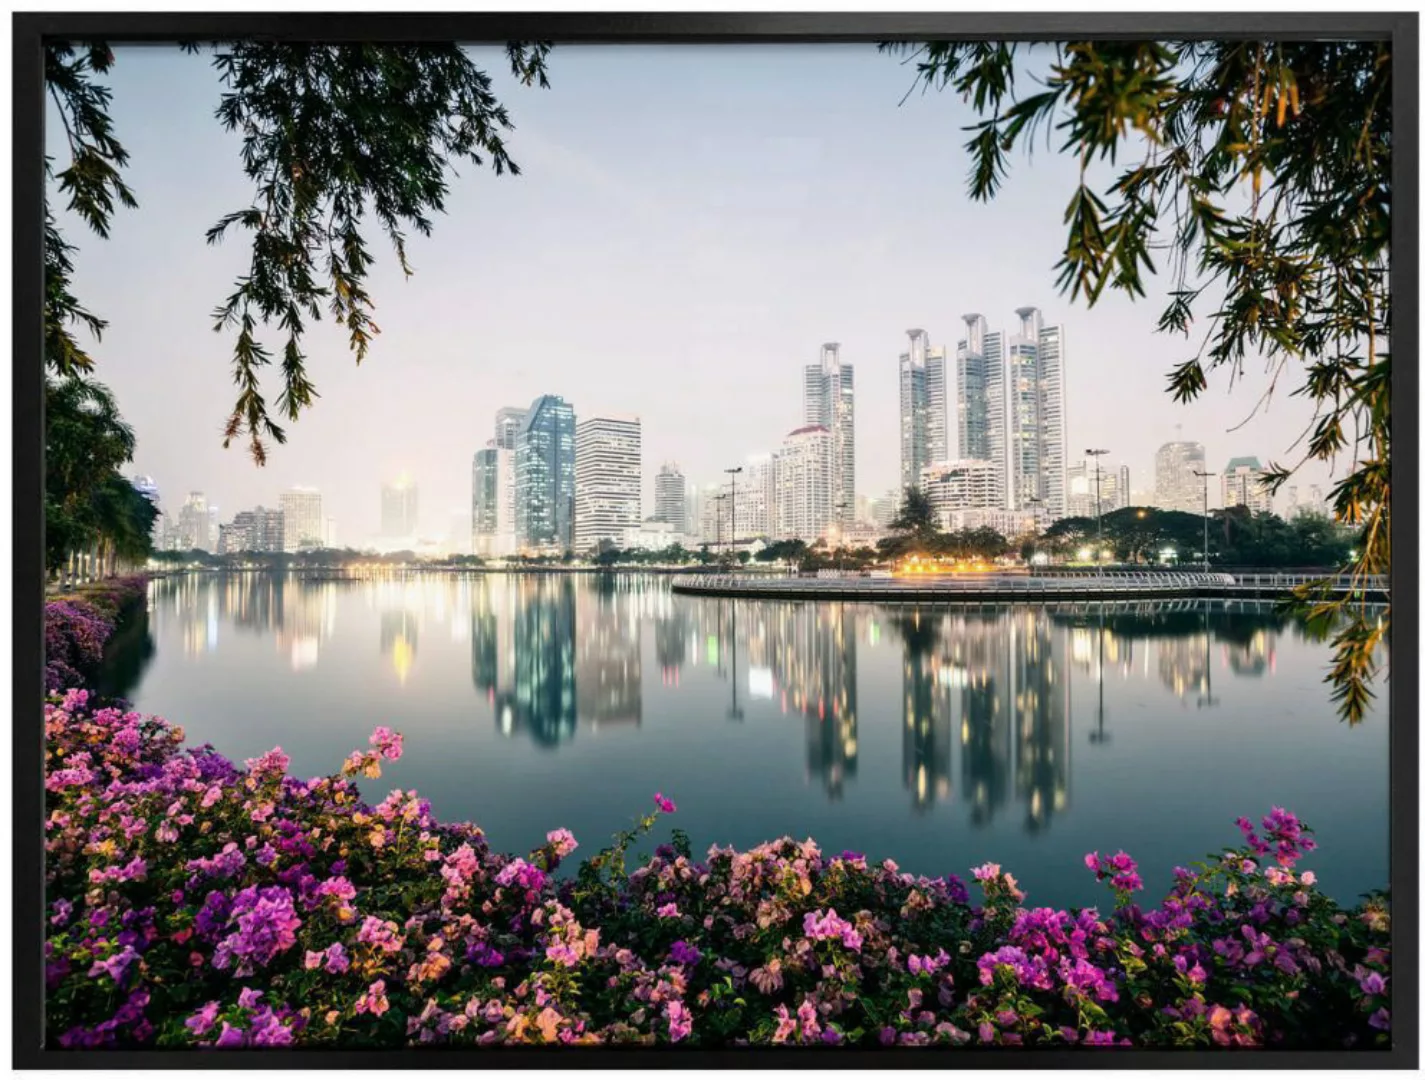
[62,45,1340,539]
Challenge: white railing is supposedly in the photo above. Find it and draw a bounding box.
[670,573,1238,596]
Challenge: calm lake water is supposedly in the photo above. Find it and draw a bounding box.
[102,572,1389,910]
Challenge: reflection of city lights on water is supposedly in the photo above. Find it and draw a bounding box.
[290,637,318,671]
[391,636,414,684]
[937,665,970,688]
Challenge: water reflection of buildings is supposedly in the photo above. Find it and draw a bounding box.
[469,578,578,747]
[379,609,419,685]
[892,608,1070,829]
[576,578,642,731]
[155,574,335,668]
[744,602,858,798]
[1226,630,1273,677]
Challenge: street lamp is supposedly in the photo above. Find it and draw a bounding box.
[1085,449,1110,574]
[724,466,743,563]
[714,493,728,558]
[1192,469,1216,571]
[834,501,848,575]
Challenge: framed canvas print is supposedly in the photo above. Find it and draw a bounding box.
[12,9,1417,1069]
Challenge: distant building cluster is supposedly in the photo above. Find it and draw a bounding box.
[147,305,1305,562]
[151,484,333,557]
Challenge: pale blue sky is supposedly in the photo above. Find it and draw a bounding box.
[52,43,1337,540]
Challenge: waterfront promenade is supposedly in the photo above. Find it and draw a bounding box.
[670,571,1390,603]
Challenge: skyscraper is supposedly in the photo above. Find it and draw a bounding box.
[957,315,1002,466]
[1222,456,1274,515]
[279,487,324,551]
[1000,307,1067,517]
[472,444,500,555]
[1068,459,1131,518]
[653,462,688,533]
[774,424,832,541]
[1154,441,1207,513]
[957,311,1065,516]
[515,394,576,553]
[898,329,948,492]
[803,343,855,523]
[739,453,776,540]
[574,415,642,551]
[178,492,210,552]
[495,407,527,450]
[381,474,418,537]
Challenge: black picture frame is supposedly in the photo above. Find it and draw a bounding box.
[12,10,1418,1070]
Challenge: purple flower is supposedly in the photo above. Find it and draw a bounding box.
[213,1022,247,1048]
[802,908,862,952]
[185,1002,220,1037]
[654,792,677,814]
[1369,1008,1391,1032]
[212,887,302,976]
[669,940,702,967]
[1356,966,1388,996]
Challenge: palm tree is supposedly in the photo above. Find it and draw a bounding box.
[45,375,145,580]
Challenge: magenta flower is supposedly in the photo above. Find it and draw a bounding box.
[654,792,677,814]
[185,1001,220,1037]
[665,999,693,1043]
[370,727,404,761]
[546,828,578,859]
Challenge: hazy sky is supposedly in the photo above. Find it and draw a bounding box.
[51,43,1340,541]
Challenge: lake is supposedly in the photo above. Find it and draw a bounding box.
[102,571,1390,910]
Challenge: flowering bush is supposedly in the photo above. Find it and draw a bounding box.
[44,576,148,692]
[44,689,1391,1050]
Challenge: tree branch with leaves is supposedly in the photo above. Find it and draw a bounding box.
[885,39,1390,722]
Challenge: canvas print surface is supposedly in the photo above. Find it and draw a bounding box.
[40,38,1393,1053]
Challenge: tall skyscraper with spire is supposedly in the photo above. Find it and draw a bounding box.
[956,309,1067,517]
[802,343,855,524]
[899,328,949,492]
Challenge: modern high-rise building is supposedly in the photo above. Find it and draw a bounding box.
[803,343,855,523]
[515,394,576,553]
[1001,307,1067,517]
[957,315,1003,466]
[871,488,901,528]
[218,506,285,554]
[1067,460,1131,519]
[653,463,688,533]
[1221,456,1274,515]
[473,437,519,558]
[1154,441,1207,513]
[737,453,776,540]
[381,474,419,537]
[574,415,642,552]
[774,424,832,541]
[472,444,500,555]
[920,459,999,526]
[279,487,324,552]
[1288,483,1330,520]
[957,311,1066,517]
[494,407,527,450]
[899,329,949,492]
[177,492,211,552]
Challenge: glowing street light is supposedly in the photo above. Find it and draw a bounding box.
[1192,468,1216,571]
[1086,449,1110,575]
